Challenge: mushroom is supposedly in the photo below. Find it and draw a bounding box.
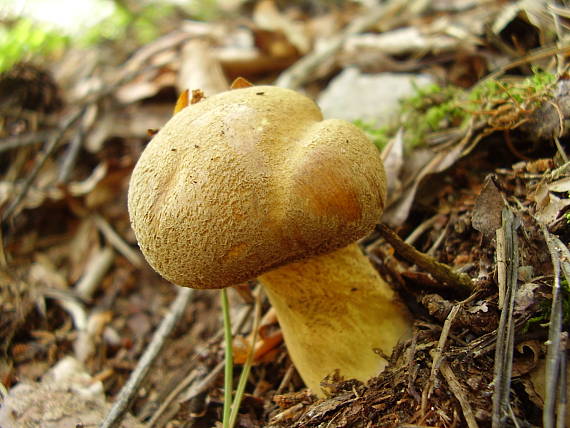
[128,83,411,394]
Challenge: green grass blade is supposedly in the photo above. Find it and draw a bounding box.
[221,288,233,427]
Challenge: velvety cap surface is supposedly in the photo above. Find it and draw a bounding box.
[128,86,386,288]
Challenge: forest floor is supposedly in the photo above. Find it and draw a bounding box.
[1,1,569,427]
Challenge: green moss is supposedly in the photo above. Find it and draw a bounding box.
[355,69,557,151]
[402,83,467,146]
[353,119,393,150]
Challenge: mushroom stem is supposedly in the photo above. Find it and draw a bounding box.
[258,242,411,394]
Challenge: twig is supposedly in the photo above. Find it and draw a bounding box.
[540,227,569,428]
[93,214,143,267]
[146,361,225,428]
[484,44,570,82]
[75,246,115,301]
[376,224,473,295]
[496,220,507,309]
[101,286,193,428]
[440,360,479,428]
[145,302,254,427]
[404,215,440,246]
[406,331,420,402]
[508,403,522,428]
[491,208,519,428]
[426,221,450,257]
[554,136,568,164]
[271,402,305,423]
[58,124,86,183]
[114,30,194,88]
[556,333,568,428]
[180,360,226,402]
[145,370,199,427]
[550,6,567,74]
[420,304,460,416]
[2,107,86,221]
[43,288,88,331]
[275,0,407,89]
[276,362,296,394]
[0,130,58,154]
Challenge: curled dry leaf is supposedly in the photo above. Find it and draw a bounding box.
[533,181,570,226]
[233,307,283,365]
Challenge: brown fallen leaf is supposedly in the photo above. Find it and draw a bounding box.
[472,174,505,241]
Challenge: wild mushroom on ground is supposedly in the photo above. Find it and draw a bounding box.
[127,82,412,394]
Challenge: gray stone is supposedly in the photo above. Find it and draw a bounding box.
[317,68,434,126]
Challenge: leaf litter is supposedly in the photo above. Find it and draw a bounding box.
[1,0,570,427]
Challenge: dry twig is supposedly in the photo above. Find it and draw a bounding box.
[101,286,193,428]
[74,246,115,301]
[376,224,474,294]
[93,214,143,267]
[276,0,408,89]
[143,297,256,426]
[420,304,460,417]
[541,227,569,428]
[0,130,58,154]
[2,106,86,220]
[492,208,519,428]
[440,360,479,428]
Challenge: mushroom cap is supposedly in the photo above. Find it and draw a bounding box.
[128,86,386,288]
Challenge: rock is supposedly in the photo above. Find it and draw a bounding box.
[317,68,434,126]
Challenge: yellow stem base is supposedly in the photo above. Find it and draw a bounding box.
[258,243,411,395]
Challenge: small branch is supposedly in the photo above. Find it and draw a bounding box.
[484,44,570,82]
[540,227,569,428]
[144,300,255,426]
[75,246,115,301]
[421,304,460,416]
[440,360,479,428]
[492,208,519,428]
[2,107,86,221]
[556,333,568,428]
[101,286,193,428]
[58,124,86,183]
[275,0,407,89]
[404,214,440,246]
[376,224,473,294]
[0,130,58,154]
[93,214,143,267]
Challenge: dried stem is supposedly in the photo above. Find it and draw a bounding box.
[492,208,519,427]
[101,286,193,428]
[376,224,473,295]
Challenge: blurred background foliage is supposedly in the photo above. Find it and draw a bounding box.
[0,0,228,73]
[0,0,351,73]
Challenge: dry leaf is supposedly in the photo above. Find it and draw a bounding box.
[472,175,504,241]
